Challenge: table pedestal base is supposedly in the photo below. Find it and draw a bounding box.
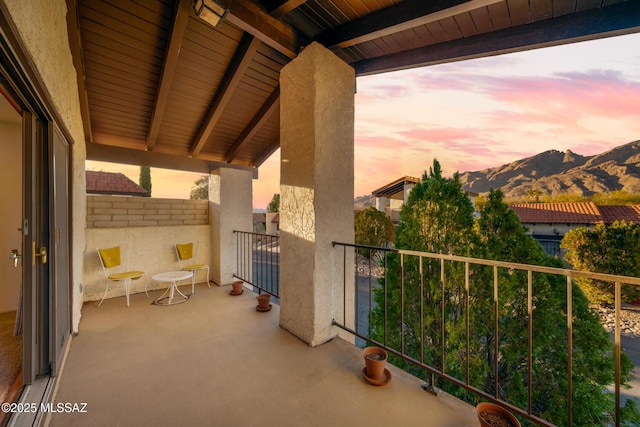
[153,282,189,306]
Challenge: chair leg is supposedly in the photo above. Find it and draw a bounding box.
[98,279,110,307]
[144,275,149,298]
[125,278,131,307]
[191,271,196,295]
[205,267,210,288]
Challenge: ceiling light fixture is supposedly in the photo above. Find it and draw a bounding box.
[193,0,229,28]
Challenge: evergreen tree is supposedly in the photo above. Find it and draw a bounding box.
[370,168,639,426]
[562,221,640,305]
[139,166,151,196]
[190,175,209,200]
[267,194,280,213]
[354,206,394,251]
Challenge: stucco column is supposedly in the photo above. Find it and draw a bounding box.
[210,168,253,286]
[279,42,355,346]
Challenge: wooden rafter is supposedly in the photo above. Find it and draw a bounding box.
[65,0,93,143]
[145,0,190,151]
[352,0,640,76]
[225,86,280,163]
[189,34,261,158]
[226,0,303,58]
[271,0,310,18]
[252,136,280,167]
[316,0,503,49]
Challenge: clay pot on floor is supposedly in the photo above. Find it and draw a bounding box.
[363,346,387,380]
[476,402,521,427]
[256,293,271,311]
[231,281,243,294]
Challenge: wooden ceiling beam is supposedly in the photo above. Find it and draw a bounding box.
[353,0,640,76]
[316,0,503,49]
[252,136,280,168]
[271,0,310,18]
[87,142,257,177]
[224,86,280,163]
[189,34,261,158]
[225,0,303,58]
[145,0,190,151]
[65,0,93,143]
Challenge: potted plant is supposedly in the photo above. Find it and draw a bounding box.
[231,281,243,295]
[363,346,387,380]
[476,402,521,427]
[256,293,271,311]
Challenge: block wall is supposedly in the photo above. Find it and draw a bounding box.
[87,195,208,228]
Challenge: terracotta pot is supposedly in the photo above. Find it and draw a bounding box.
[257,294,271,310]
[232,281,243,294]
[363,346,387,380]
[476,402,521,427]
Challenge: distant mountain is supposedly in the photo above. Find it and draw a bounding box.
[354,194,375,211]
[458,140,640,199]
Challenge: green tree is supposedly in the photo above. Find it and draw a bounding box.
[562,221,640,305]
[267,193,280,213]
[354,207,394,250]
[190,175,209,200]
[139,166,151,196]
[370,167,638,426]
[477,190,637,425]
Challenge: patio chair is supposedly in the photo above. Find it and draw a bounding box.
[97,246,147,307]
[175,242,210,294]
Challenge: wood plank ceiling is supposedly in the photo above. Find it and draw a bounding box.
[70,0,640,174]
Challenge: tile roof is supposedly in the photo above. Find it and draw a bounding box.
[86,171,149,197]
[510,202,640,225]
[599,205,640,224]
[253,212,266,223]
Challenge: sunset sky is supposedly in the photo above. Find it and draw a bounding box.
[87,32,640,209]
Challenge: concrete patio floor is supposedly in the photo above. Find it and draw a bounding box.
[46,284,479,426]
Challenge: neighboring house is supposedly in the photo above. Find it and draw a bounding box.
[86,171,149,197]
[253,212,266,233]
[266,212,280,235]
[372,176,478,223]
[510,202,640,256]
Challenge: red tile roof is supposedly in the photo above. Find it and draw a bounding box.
[86,171,149,196]
[599,205,640,224]
[510,202,640,225]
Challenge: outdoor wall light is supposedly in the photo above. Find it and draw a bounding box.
[193,0,229,28]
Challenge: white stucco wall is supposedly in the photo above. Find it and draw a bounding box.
[84,225,211,303]
[279,42,355,346]
[210,169,253,286]
[3,0,87,331]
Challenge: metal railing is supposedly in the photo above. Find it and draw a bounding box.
[234,230,279,298]
[332,241,640,427]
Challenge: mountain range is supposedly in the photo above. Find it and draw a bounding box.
[354,140,640,207]
[458,140,640,198]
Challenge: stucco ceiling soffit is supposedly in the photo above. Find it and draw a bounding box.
[146,0,190,152]
[189,34,262,158]
[353,0,640,76]
[315,0,504,50]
